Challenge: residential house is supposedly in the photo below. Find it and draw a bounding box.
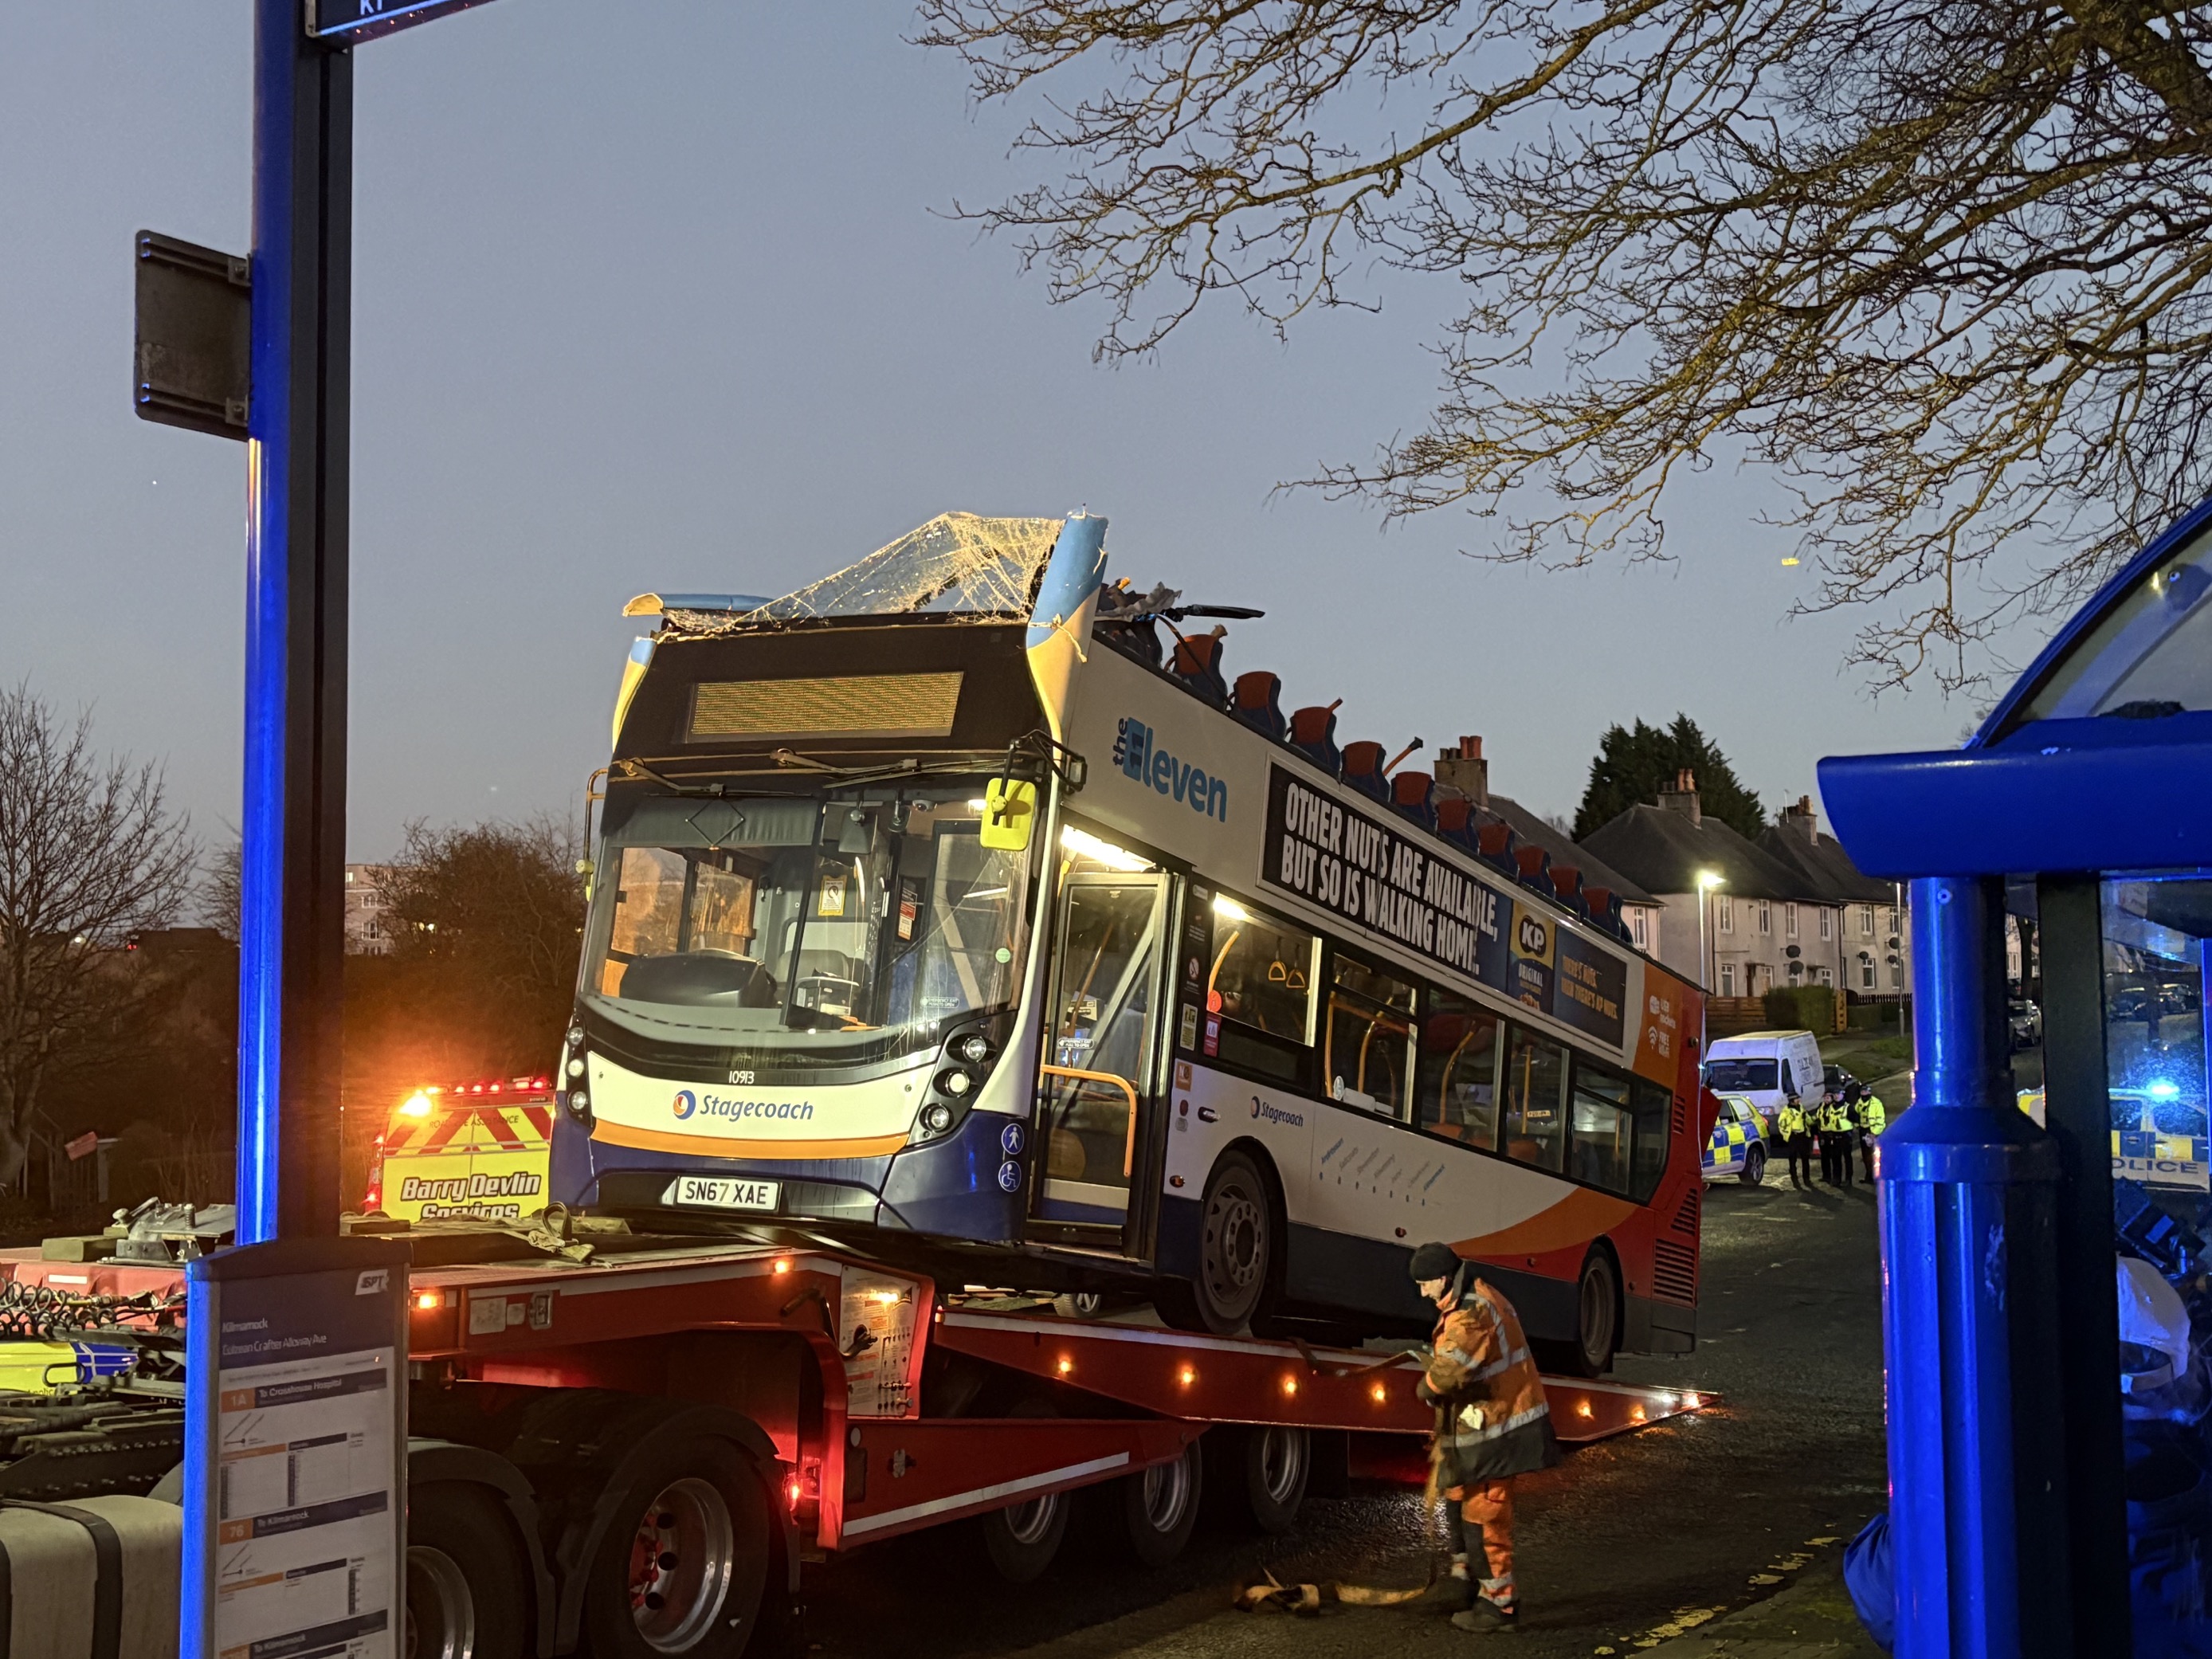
[1580,773,1909,1001]
[343,863,396,956]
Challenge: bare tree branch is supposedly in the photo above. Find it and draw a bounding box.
[918,0,2212,688]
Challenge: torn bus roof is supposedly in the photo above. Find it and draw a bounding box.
[649,512,1069,634]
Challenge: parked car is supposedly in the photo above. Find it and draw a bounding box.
[1702,1093,1770,1186]
[1824,1062,1861,1099]
[1703,1030,1827,1126]
[2008,999,2042,1050]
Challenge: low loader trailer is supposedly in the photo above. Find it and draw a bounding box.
[0,1222,1703,1659]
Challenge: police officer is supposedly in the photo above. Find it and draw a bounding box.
[1410,1241,1561,1633]
[1776,1094,1814,1190]
[1821,1091,1856,1188]
[1858,1084,1888,1181]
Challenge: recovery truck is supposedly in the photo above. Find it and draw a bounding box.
[0,1208,1700,1659]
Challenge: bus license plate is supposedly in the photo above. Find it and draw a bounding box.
[661,1176,780,1212]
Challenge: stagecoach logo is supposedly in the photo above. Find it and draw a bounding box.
[1250,1096,1306,1128]
[669,1088,818,1124]
[1112,717,1229,822]
[673,1089,699,1120]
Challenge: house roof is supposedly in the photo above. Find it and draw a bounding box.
[1487,794,1657,906]
[1579,802,1813,902]
[1756,822,1896,905]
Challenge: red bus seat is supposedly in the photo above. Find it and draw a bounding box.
[1341,740,1390,802]
[1232,670,1286,739]
[1171,628,1230,705]
[1288,704,1343,773]
[1390,770,1436,828]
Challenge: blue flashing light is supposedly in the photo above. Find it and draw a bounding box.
[2148,1080,2183,1100]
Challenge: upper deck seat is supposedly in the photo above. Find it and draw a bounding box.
[1097,615,1165,669]
[1475,818,1518,874]
[1232,671,1287,740]
[1584,885,1629,939]
[1547,865,1590,917]
[1288,704,1343,773]
[1391,771,1437,829]
[1170,627,1230,705]
[1341,741,1391,803]
[1513,843,1551,890]
[1435,794,1481,852]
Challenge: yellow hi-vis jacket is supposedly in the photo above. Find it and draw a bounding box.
[1861,1095,1888,1135]
[1777,1102,1810,1139]
[1818,1101,1852,1135]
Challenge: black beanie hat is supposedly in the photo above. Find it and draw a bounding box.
[1408,1241,1461,1281]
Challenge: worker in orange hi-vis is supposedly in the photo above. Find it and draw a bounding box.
[1409,1241,1562,1634]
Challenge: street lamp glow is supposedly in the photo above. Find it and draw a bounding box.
[1697,869,1727,890]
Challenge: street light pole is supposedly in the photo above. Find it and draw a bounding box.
[1696,870,1724,1057]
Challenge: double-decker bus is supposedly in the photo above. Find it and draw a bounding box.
[549,511,1704,1370]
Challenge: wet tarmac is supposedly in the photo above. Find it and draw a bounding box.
[801,1164,1886,1659]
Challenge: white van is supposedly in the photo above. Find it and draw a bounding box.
[1703,1030,1828,1129]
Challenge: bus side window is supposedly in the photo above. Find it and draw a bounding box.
[1568,1058,1634,1194]
[1325,955,1418,1119]
[1206,899,1320,1088]
[1417,991,1500,1149]
[1503,1026,1569,1171]
[1630,1081,1672,1201]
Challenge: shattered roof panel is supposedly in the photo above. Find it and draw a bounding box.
[664,512,1065,634]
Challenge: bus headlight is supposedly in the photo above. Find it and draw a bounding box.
[952,1032,994,1068]
[566,1057,586,1079]
[565,1087,591,1122]
[922,1103,955,1135]
[936,1069,975,1098]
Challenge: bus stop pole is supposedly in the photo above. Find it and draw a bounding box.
[1879,876,2069,1657]
[237,0,352,1242]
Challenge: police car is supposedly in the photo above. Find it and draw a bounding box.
[2018,1085,2210,1191]
[1702,1092,1770,1185]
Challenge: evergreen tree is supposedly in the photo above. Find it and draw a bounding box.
[1572,716,1767,841]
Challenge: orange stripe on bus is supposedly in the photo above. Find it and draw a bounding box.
[590,1120,908,1161]
[1452,1187,1639,1259]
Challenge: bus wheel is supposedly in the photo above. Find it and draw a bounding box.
[1120,1439,1203,1566]
[1238,1425,1310,1533]
[406,1484,530,1659]
[1739,1145,1767,1186]
[1570,1250,1621,1379]
[1193,1151,1275,1334]
[582,1435,771,1659]
[980,1488,1070,1583]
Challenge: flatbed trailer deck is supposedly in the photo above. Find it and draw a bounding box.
[0,1230,1703,1659]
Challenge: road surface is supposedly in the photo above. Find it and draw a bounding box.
[803,1162,1886,1659]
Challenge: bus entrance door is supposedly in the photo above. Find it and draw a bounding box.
[1033,873,1171,1242]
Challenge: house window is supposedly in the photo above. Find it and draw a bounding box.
[1720,963,1736,996]
[1786,903,1798,938]
[1717,895,1734,932]
[1887,906,1900,938]
[1860,955,1876,990]
[1861,904,1876,936]
[1819,908,1832,941]
[1818,966,1834,987]
[1890,958,1904,989]
[1631,910,1649,949]
[1757,901,1772,935]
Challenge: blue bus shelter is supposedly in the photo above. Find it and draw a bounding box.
[1823,498,2212,1656]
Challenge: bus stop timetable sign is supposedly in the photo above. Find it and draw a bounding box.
[305,0,501,42]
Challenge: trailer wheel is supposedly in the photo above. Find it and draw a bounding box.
[1230,1425,1310,1534]
[582,1435,771,1659]
[406,1484,530,1659]
[1569,1249,1622,1378]
[1119,1440,1203,1566]
[979,1488,1070,1583]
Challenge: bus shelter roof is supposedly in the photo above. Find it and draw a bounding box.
[1820,497,2212,880]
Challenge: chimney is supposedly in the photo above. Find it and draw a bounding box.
[1657,767,1701,826]
[1782,794,1819,843]
[1435,735,1489,810]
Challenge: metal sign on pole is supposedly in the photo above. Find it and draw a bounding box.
[131,3,504,1655]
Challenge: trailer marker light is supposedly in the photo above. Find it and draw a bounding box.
[1630,1404,1646,1422]
[1281,1376,1298,1397]
[1576,1401,1594,1418]
[414,1292,441,1312]
[1371,1383,1386,1402]
[1057,1357,1073,1375]
[786,1477,803,1511]
[773,1259,792,1275]
[1684,1391,1702,1410]
[1179,1366,1195,1386]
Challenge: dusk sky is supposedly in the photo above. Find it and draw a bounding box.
[4,3,1994,864]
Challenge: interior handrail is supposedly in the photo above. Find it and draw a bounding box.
[1037,1064,1143,1177]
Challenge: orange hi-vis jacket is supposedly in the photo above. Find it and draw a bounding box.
[1420,1277,1561,1486]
